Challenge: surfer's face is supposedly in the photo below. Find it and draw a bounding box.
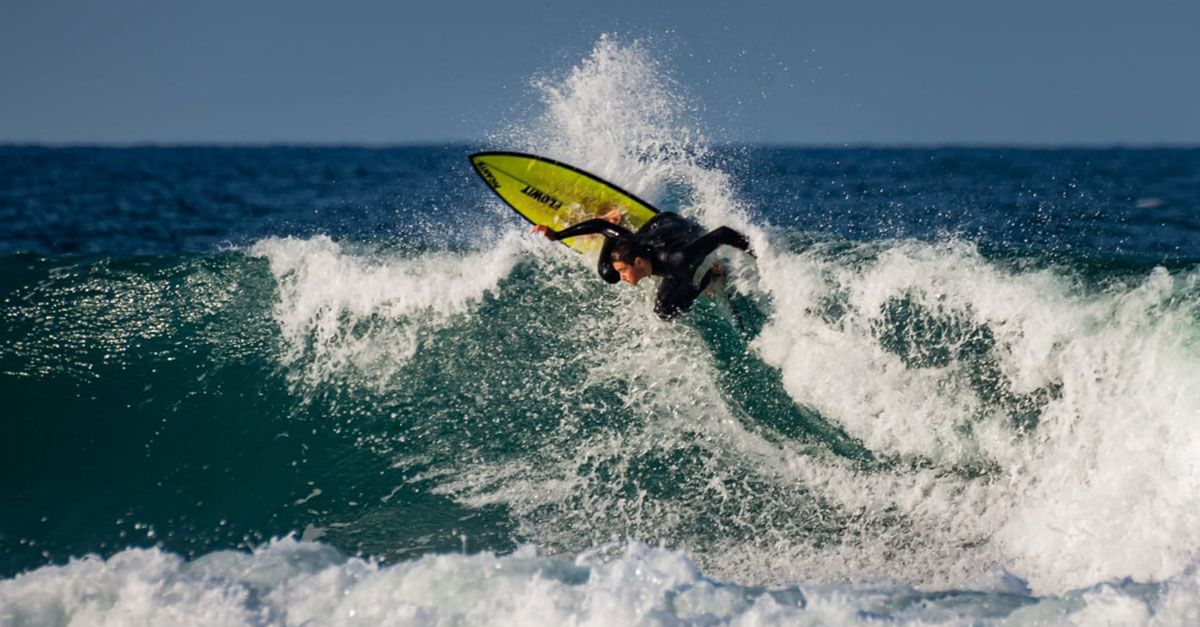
[612,258,651,285]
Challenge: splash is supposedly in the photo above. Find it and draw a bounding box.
[443,36,1200,595]
[250,235,521,392]
[498,35,758,239]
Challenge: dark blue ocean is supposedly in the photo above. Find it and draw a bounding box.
[4,43,1200,627]
[5,145,1198,261]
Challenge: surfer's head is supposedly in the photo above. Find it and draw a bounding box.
[610,241,652,285]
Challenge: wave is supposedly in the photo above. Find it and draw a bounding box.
[5,538,1200,626]
[4,210,1199,607]
[5,35,1200,621]
[226,224,1200,595]
[751,238,1200,591]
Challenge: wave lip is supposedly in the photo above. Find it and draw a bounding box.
[249,235,520,391]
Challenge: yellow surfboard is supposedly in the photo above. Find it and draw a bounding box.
[469,152,659,254]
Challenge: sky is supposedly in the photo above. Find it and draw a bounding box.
[2,0,1197,145]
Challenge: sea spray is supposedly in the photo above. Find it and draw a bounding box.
[249,235,521,392]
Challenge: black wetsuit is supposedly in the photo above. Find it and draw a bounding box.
[552,212,751,319]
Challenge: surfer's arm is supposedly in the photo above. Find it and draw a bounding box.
[683,226,751,260]
[539,219,633,242]
[532,219,633,284]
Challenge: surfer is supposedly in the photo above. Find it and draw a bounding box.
[532,212,751,319]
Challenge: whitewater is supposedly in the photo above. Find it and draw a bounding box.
[3,36,1200,625]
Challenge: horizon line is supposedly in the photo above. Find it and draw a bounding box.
[3,140,1200,151]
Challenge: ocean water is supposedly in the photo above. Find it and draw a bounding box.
[4,38,1200,625]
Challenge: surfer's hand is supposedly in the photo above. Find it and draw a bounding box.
[531,225,558,240]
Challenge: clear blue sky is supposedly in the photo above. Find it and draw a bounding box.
[2,0,1197,145]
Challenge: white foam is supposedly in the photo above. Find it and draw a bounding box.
[5,540,1200,626]
[754,239,1200,592]
[0,541,804,626]
[249,235,521,391]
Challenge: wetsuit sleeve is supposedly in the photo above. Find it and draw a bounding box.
[681,226,750,261]
[597,236,620,284]
[548,219,632,241]
[546,219,632,284]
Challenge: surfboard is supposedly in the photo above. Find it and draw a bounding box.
[468,151,659,254]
